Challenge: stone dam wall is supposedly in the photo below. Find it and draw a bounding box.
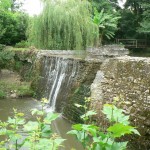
[91,56,150,150]
[22,46,149,150]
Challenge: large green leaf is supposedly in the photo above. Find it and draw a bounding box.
[44,112,59,124]
[41,124,52,138]
[110,142,128,150]
[23,121,39,131]
[107,123,135,138]
[7,117,25,125]
[102,104,129,125]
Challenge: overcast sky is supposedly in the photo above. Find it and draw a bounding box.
[22,0,126,16]
[22,0,42,16]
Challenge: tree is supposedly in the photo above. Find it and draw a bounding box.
[93,8,120,44]
[0,0,24,12]
[0,0,28,45]
[28,0,99,50]
[0,0,11,10]
[89,0,120,44]
[116,0,150,39]
[138,1,150,34]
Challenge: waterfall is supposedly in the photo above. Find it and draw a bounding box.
[42,56,79,112]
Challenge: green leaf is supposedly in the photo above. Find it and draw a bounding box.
[31,108,38,115]
[81,110,97,120]
[72,124,82,131]
[44,112,59,124]
[67,130,78,135]
[41,124,52,137]
[9,133,22,142]
[102,104,129,125]
[23,121,39,131]
[107,123,135,138]
[74,103,82,108]
[130,128,140,136]
[7,117,15,124]
[0,128,7,135]
[7,117,25,125]
[111,141,128,150]
[31,109,44,116]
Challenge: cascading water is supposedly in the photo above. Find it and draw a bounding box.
[41,56,79,112]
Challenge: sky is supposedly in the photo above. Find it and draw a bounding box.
[22,0,43,16]
[22,0,126,16]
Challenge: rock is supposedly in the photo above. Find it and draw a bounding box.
[10,93,18,99]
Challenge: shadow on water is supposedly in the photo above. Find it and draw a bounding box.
[0,98,83,150]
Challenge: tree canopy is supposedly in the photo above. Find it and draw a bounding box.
[0,0,28,46]
[28,0,99,50]
[0,0,149,48]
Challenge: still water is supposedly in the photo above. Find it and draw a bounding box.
[0,98,83,150]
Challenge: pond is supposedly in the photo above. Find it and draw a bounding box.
[0,98,83,150]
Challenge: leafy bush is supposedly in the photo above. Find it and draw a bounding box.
[0,11,28,46]
[0,98,65,150]
[17,85,34,97]
[15,40,29,48]
[68,97,140,150]
[0,49,15,69]
[0,44,5,51]
[0,90,6,99]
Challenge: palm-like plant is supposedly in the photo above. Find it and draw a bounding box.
[93,8,120,45]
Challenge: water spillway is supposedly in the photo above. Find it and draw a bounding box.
[34,51,102,117]
[41,56,79,111]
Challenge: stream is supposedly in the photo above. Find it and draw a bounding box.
[0,98,83,150]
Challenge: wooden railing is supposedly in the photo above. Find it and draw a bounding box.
[116,39,147,48]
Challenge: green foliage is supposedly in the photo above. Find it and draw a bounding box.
[0,90,6,99]
[90,0,121,14]
[0,44,5,51]
[0,0,28,46]
[93,8,120,44]
[0,98,65,150]
[116,9,139,39]
[116,0,150,39]
[28,0,99,50]
[0,11,28,46]
[17,85,34,97]
[68,97,140,150]
[137,2,150,34]
[15,40,29,48]
[0,0,23,12]
[0,80,33,98]
[0,49,15,69]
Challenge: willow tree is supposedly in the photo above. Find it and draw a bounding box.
[28,0,99,50]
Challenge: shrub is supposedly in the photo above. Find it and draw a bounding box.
[0,90,6,99]
[68,97,140,150]
[15,40,29,48]
[0,98,65,149]
[0,44,5,51]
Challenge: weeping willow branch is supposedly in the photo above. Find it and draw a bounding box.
[27,0,99,50]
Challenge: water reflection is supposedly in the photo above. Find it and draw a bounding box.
[0,98,83,150]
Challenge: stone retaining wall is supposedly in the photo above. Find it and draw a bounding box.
[91,56,150,149]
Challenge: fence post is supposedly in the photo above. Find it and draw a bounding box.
[136,40,137,48]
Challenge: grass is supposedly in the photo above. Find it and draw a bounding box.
[0,90,6,99]
[0,81,34,98]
